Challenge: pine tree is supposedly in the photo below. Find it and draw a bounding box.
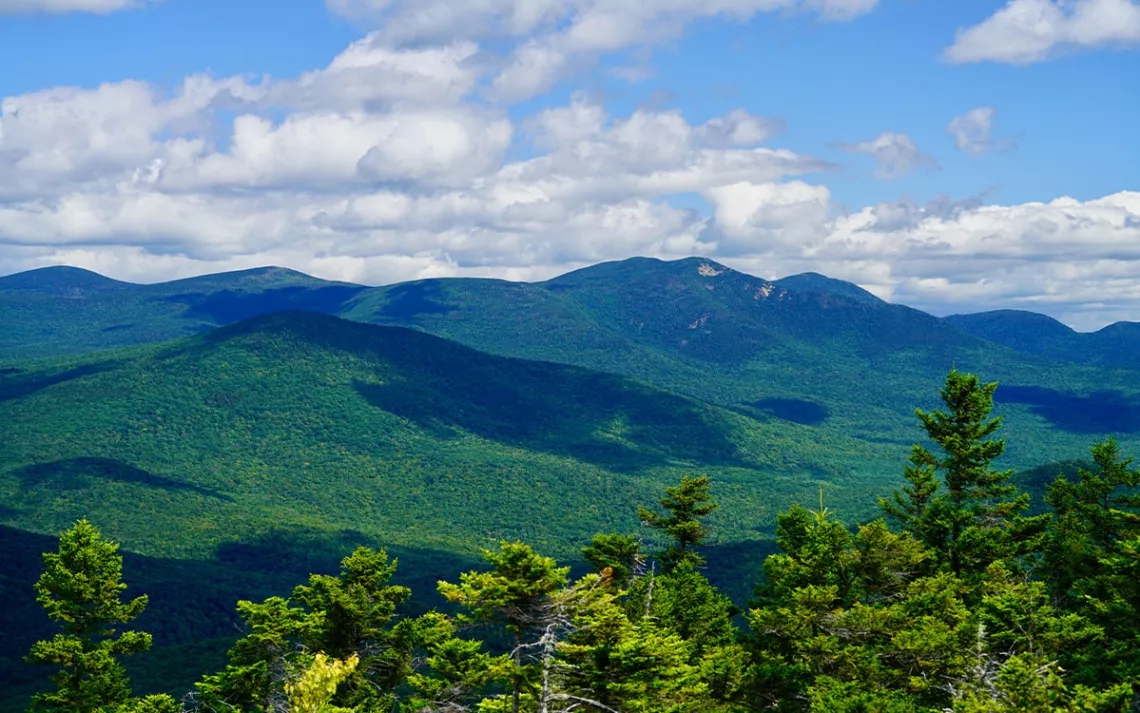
[25,519,155,713]
[884,369,1036,579]
[581,533,644,588]
[1044,438,1140,600]
[638,475,717,569]
[438,541,569,713]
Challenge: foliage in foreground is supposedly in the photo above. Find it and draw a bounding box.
[22,370,1140,712]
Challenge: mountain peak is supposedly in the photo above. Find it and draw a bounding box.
[773,272,883,305]
[541,256,741,289]
[0,265,127,292]
[944,310,1075,340]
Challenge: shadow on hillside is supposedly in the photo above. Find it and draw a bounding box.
[995,386,1140,434]
[169,285,365,324]
[10,458,232,501]
[353,365,745,472]
[214,526,480,605]
[745,398,830,426]
[378,282,457,320]
[0,363,111,403]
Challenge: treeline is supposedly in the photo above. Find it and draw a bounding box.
[20,371,1140,712]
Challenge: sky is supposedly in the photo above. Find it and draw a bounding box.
[0,0,1138,330]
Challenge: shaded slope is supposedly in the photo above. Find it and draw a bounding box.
[0,522,480,712]
[345,257,1140,470]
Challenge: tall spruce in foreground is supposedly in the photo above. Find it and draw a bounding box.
[638,474,717,569]
[882,369,1036,579]
[25,519,170,713]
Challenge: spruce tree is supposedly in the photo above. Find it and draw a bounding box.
[438,541,569,713]
[25,519,153,713]
[638,474,717,569]
[884,369,1034,579]
[1044,438,1140,600]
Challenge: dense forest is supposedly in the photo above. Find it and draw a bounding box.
[17,370,1140,712]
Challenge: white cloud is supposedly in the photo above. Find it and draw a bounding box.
[0,75,262,199]
[836,132,937,178]
[272,38,482,111]
[3,7,1140,331]
[945,0,1140,65]
[327,0,880,101]
[694,109,785,148]
[947,108,1001,156]
[0,0,152,14]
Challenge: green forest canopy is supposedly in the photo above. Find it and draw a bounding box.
[16,370,1140,713]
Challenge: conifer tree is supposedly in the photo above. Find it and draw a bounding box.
[638,474,717,569]
[438,541,569,713]
[25,519,155,713]
[1044,438,1140,600]
[581,533,643,588]
[884,369,1035,579]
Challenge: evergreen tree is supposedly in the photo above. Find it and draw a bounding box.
[438,541,569,713]
[581,533,643,588]
[638,475,717,569]
[1043,438,1140,601]
[195,546,419,713]
[25,519,156,713]
[883,369,1036,580]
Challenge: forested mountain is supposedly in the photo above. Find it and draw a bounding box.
[10,371,1140,712]
[0,266,364,360]
[946,309,1140,370]
[3,259,1140,711]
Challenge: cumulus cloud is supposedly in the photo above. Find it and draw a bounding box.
[3,0,1140,331]
[326,0,880,101]
[836,132,937,179]
[945,0,1140,65]
[0,0,152,14]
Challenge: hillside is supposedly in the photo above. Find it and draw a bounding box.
[945,309,1140,370]
[1,310,899,558]
[8,258,1140,466]
[0,309,914,705]
[343,257,1140,468]
[0,265,365,360]
[5,266,1140,708]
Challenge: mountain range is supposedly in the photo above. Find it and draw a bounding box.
[2,256,1139,708]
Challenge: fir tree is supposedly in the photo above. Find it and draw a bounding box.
[638,474,717,569]
[438,541,569,713]
[884,369,1036,579]
[25,519,155,713]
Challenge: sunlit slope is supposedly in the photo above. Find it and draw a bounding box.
[0,310,893,564]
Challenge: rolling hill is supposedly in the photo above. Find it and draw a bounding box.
[945,309,1140,370]
[0,265,365,360]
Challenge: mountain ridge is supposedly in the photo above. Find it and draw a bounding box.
[3,257,1139,373]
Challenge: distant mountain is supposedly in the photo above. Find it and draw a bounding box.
[0,266,365,360]
[772,272,883,305]
[5,267,1140,706]
[946,310,1140,370]
[0,265,130,293]
[8,257,1140,454]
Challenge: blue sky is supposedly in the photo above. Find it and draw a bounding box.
[0,0,1138,328]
